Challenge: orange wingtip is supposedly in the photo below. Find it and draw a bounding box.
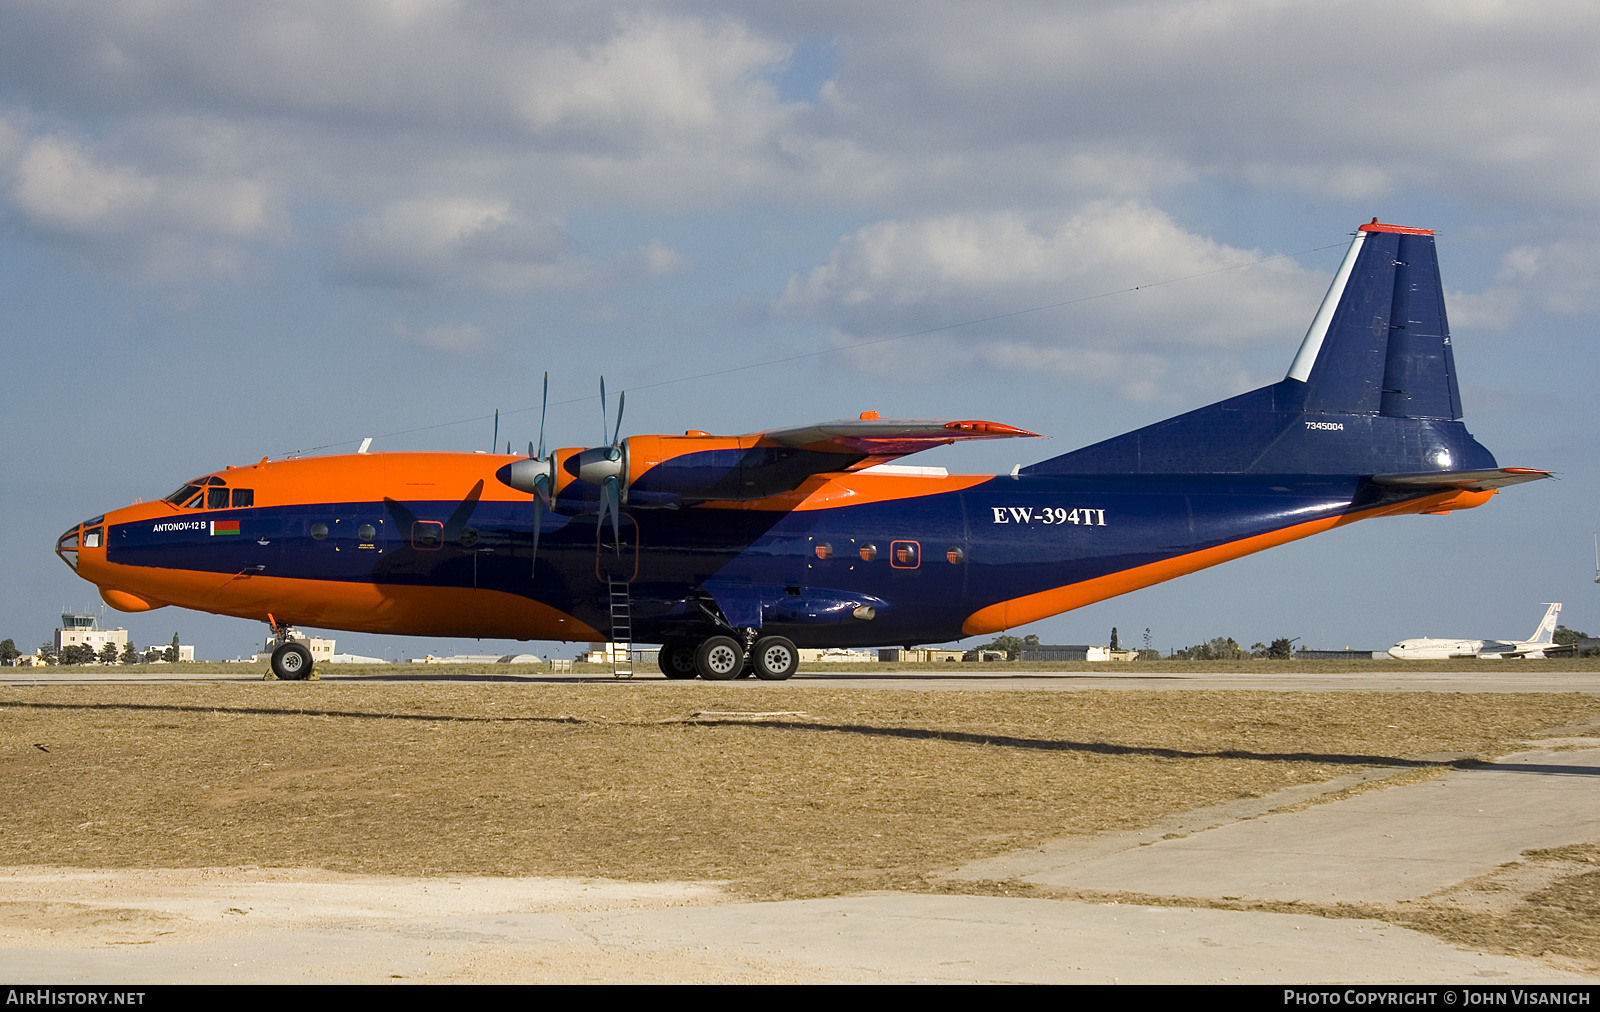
[1358,219,1434,235]
[942,420,1042,437]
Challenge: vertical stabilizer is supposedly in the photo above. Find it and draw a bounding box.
[1294,221,1463,421]
[1530,603,1562,645]
[1026,220,1494,477]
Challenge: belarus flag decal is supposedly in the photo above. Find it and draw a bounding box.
[211,520,240,536]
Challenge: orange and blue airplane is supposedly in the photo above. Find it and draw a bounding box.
[57,221,1547,680]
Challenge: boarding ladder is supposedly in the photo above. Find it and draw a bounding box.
[608,577,634,679]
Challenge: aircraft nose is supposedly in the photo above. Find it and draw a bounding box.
[55,515,105,573]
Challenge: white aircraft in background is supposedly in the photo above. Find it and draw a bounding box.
[1388,603,1563,660]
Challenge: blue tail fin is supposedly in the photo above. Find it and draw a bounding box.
[1026,221,1497,476]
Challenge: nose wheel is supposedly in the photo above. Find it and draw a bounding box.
[270,641,313,681]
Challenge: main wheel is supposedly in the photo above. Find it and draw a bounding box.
[752,636,799,681]
[694,636,744,680]
[657,641,698,680]
[271,641,313,681]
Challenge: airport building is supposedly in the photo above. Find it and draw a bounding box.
[54,611,128,656]
[1020,645,1140,662]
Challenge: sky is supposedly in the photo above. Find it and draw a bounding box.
[3,0,1597,661]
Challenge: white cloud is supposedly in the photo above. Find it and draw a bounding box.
[330,197,684,294]
[12,136,157,232]
[776,201,1328,398]
[2,1,1600,311]
[0,125,280,280]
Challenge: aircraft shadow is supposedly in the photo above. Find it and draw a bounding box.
[8,700,1596,777]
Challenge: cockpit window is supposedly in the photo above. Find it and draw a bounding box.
[164,475,243,509]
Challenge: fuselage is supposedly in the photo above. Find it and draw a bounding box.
[1388,638,1546,660]
[60,451,1494,648]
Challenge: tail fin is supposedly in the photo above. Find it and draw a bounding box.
[1530,603,1561,645]
[1026,221,1498,476]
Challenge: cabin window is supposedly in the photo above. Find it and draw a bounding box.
[459,527,478,548]
[858,543,877,562]
[310,523,329,541]
[946,546,965,564]
[412,521,443,550]
[358,523,376,542]
[231,488,254,508]
[813,542,832,560]
[891,540,920,569]
[207,487,230,509]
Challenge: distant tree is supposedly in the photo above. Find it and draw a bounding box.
[1268,637,1294,659]
[978,633,1039,660]
[1173,637,1244,661]
[1554,625,1589,647]
[60,644,94,665]
[1109,627,1120,650]
[98,642,119,664]
[121,642,140,665]
[164,633,180,663]
[0,639,18,666]
[39,642,58,665]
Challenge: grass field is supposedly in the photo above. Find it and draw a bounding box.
[3,680,1597,970]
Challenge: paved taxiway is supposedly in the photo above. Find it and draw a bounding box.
[3,667,1598,982]
[9,666,1600,693]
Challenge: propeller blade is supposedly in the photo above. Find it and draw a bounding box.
[530,492,544,577]
[599,376,607,447]
[537,372,549,460]
[492,408,498,454]
[612,390,626,447]
[442,480,485,541]
[600,474,622,552]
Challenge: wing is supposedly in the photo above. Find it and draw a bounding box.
[752,415,1041,466]
[620,415,1042,506]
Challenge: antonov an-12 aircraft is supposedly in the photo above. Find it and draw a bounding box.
[1388,603,1564,660]
[57,220,1548,680]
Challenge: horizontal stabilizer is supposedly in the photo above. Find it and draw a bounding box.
[1369,468,1551,491]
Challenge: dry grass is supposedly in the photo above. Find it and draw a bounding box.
[2,683,1595,905]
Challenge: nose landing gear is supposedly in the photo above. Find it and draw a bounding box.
[265,614,315,681]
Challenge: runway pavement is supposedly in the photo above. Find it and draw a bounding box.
[8,665,1600,693]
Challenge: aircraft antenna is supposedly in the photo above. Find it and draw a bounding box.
[1593,533,1598,584]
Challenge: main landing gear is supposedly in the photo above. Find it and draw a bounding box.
[657,634,799,681]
